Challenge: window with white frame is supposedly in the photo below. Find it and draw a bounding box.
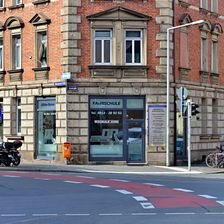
[37,31,47,67]
[211,40,218,73]
[125,30,142,64]
[13,0,22,5]
[12,34,21,70]
[16,98,21,134]
[94,30,112,64]
[200,0,208,9]
[0,37,3,71]
[0,0,4,8]
[200,37,208,71]
[211,0,218,13]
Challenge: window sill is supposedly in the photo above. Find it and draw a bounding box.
[8,4,24,10]
[199,8,209,15]
[32,0,50,5]
[32,66,50,72]
[0,7,6,12]
[32,67,50,80]
[89,65,149,78]
[210,11,219,18]
[0,70,6,75]
[8,69,24,74]
[178,0,191,8]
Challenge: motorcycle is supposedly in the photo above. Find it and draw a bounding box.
[0,140,22,167]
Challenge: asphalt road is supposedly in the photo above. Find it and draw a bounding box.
[0,171,224,224]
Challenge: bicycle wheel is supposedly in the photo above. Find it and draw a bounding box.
[205,153,217,168]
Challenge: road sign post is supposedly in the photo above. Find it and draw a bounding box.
[187,99,192,171]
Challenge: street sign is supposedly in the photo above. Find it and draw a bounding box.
[61,72,71,81]
[176,87,188,116]
[177,87,188,100]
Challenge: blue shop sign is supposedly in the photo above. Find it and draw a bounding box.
[38,99,56,111]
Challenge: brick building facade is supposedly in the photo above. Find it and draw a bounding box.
[0,0,223,165]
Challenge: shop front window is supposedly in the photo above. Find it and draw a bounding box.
[36,98,56,160]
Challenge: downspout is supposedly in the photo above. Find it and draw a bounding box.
[172,0,177,166]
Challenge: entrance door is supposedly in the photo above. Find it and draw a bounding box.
[36,98,56,160]
[127,121,144,163]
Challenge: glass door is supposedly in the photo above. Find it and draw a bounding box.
[127,121,144,163]
[36,98,56,160]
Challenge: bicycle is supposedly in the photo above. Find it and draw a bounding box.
[205,145,224,168]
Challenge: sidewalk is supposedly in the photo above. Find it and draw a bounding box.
[0,162,223,175]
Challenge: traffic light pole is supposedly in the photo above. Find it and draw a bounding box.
[187,99,192,171]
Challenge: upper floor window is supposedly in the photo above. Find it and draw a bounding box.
[200,0,208,9]
[211,0,218,13]
[0,0,4,8]
[12,34,21,69]
[94,30,112,64]
[125,30,142,64]
[211,40,218,74]
[0,37,3,71]
[201,37,208,71]
[37,31,47,67]
[13,0,22,5]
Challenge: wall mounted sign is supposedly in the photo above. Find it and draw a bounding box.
[148,105,166,147]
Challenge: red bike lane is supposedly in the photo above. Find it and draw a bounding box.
[0,171,219,209]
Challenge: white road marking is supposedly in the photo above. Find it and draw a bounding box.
[116,189,133,195]
[90,184,110,188]
[110,179,129,182]
[205,212,224,215]
[165,213,196,215]
[34,178,49,181]
[132,213,157,216]
[144,183,164,187]
[76,175,95,179]
[99,213,122,216]
[140,202,155,209]
[65,213,90,216]
[132,196,148,202]
[2,175,20,178]
[173,188,194,193]
[64,181,82,184]
[32,214,58,216]
[1,214,26,217]
[216,201,224,206]
[198,195,217,199]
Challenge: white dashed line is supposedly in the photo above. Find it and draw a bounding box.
[116,189,133,195]
[32,214,58,217]
[90,184,110,188]
[76,176,95,179]
[1,214,26,217]
[65,213,90,216]
[144,183,164,187]
[140,202,155,209]
[110,179,129,182]
[99,213,122,216]
[205,212,224,215]
[216,201,224,206]
[165,213,196,215]
[131,213,157,216]
[2,175,20,178]
[34,178,49,181]
[64,181,82,184]
[173,188,194,193]
[198,195,217,199]
[132,196,148,202]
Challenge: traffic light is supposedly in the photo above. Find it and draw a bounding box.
[191,103,200,116]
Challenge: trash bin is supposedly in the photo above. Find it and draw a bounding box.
[62,142,71,159]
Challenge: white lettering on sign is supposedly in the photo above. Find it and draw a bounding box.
[94,120,119,124]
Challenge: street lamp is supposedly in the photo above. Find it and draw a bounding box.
[166,20,204,167]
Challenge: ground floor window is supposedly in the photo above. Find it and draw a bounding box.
[89,96,145,163]
[36,97,56,160]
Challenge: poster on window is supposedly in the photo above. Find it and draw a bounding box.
[148,105,166,147]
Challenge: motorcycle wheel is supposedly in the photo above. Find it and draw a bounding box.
[4,161,11,167]
[13,157,20,166]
